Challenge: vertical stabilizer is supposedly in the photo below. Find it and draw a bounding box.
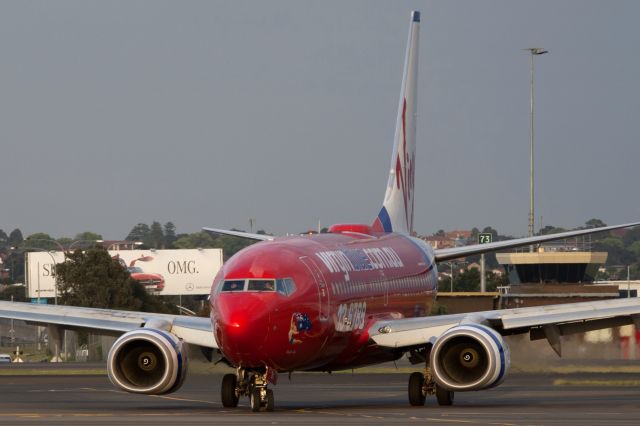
[372,11,420,235]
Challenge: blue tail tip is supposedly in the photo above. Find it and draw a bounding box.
[412,11,420,22]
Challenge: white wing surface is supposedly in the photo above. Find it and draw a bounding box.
[0,301,217,349]
[369,297,640,355]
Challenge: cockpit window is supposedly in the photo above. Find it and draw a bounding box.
[221,280,245,292]
[247,279,275,292]
[219,278,295,295]
[276,278,296,296]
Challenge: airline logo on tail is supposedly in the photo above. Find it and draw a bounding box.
[394,98,415,230]
[372,11,419,235]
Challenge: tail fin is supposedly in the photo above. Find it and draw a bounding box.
[372,11,420,235]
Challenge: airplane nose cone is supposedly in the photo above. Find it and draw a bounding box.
[214,294,271,365]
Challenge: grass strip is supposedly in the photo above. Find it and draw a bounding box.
[0,369,106,376]
[554,379,640,387]
[513,364,640,374]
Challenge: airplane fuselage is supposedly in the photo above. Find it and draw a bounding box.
[210,226,438,373]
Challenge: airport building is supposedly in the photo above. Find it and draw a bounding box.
[495,244,620,309]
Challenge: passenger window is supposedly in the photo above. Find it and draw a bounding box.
[221,280,245,292]
[248,279,276,292]
[276,278,296,296]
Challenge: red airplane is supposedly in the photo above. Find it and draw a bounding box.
[0,10,639,413]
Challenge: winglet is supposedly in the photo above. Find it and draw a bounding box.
[372,11,420,235]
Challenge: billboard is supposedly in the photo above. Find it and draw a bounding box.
[25,251,65,300]
[26,249,223,298]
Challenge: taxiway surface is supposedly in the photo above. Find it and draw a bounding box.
[1,364,639,425]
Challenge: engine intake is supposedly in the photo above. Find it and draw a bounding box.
[430,324,510,392]
[107,329,188,395]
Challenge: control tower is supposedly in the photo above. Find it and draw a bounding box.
[495,242,619,309]
[496,249,607,284]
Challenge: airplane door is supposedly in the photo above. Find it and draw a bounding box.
[299,256,330,322]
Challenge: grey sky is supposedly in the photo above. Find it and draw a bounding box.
[1,1,638,239]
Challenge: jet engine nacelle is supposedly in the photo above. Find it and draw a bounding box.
[430,324,510,392]
[107,329,188,395]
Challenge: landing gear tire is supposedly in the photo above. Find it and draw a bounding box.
[435,385,454,406]
[408,372,426,406]
[250,388,262,412]
[265,389,275,412]
[221,374,239,408]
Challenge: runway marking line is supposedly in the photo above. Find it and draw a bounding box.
[72,413,113,417]
[413,418,473,424]
[149,394,217,405]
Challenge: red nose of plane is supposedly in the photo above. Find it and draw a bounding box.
[214,293,271,366]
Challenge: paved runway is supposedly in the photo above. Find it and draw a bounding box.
[1,364,640,425]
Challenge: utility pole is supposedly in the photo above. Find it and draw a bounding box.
[524,48,548,250]
[629,265,636,360]
[478,233,493,292]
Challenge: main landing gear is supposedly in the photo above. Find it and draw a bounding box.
[221,368,275,412]
[407,348,454,407]
[407,368,454,407]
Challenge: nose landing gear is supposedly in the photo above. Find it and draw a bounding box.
[221,367,275,412]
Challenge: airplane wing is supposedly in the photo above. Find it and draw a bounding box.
[369,297,640,356]
[434,221,640,262]
[203,227,274,241]
[0,301,217,349]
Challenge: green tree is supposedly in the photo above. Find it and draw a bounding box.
[24,233,57,250]
[629,241,640,258]
[585,218,607,229]
[55,247,176,313]
[174,232,218,249]
[216,235,255,259]
[8,229,23,246]
[538,225,566,235]
[0,285,28,302]
[57,237,73,248]
[454,268,481,292]
[74,231,103,242]
[174,232,255,260]
[126,223,150,243]
[164,222,177,248]
[0,229,8,247]
[594,237,633,266]
[56,247,143,310]
[622,226,640,247]
[4,251,24,283]
[146,221,165,249]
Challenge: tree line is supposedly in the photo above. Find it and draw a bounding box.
[1,217,639,303]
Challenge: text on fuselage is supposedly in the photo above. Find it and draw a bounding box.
[335,301,367,332]
[315,248,404,276]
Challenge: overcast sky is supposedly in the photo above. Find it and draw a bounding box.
[1,0,638,240]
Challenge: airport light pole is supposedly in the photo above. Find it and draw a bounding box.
[524,48,548,250]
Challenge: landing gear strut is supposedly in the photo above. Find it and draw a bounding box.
[220,368,275,412]
[407,348,454,407]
